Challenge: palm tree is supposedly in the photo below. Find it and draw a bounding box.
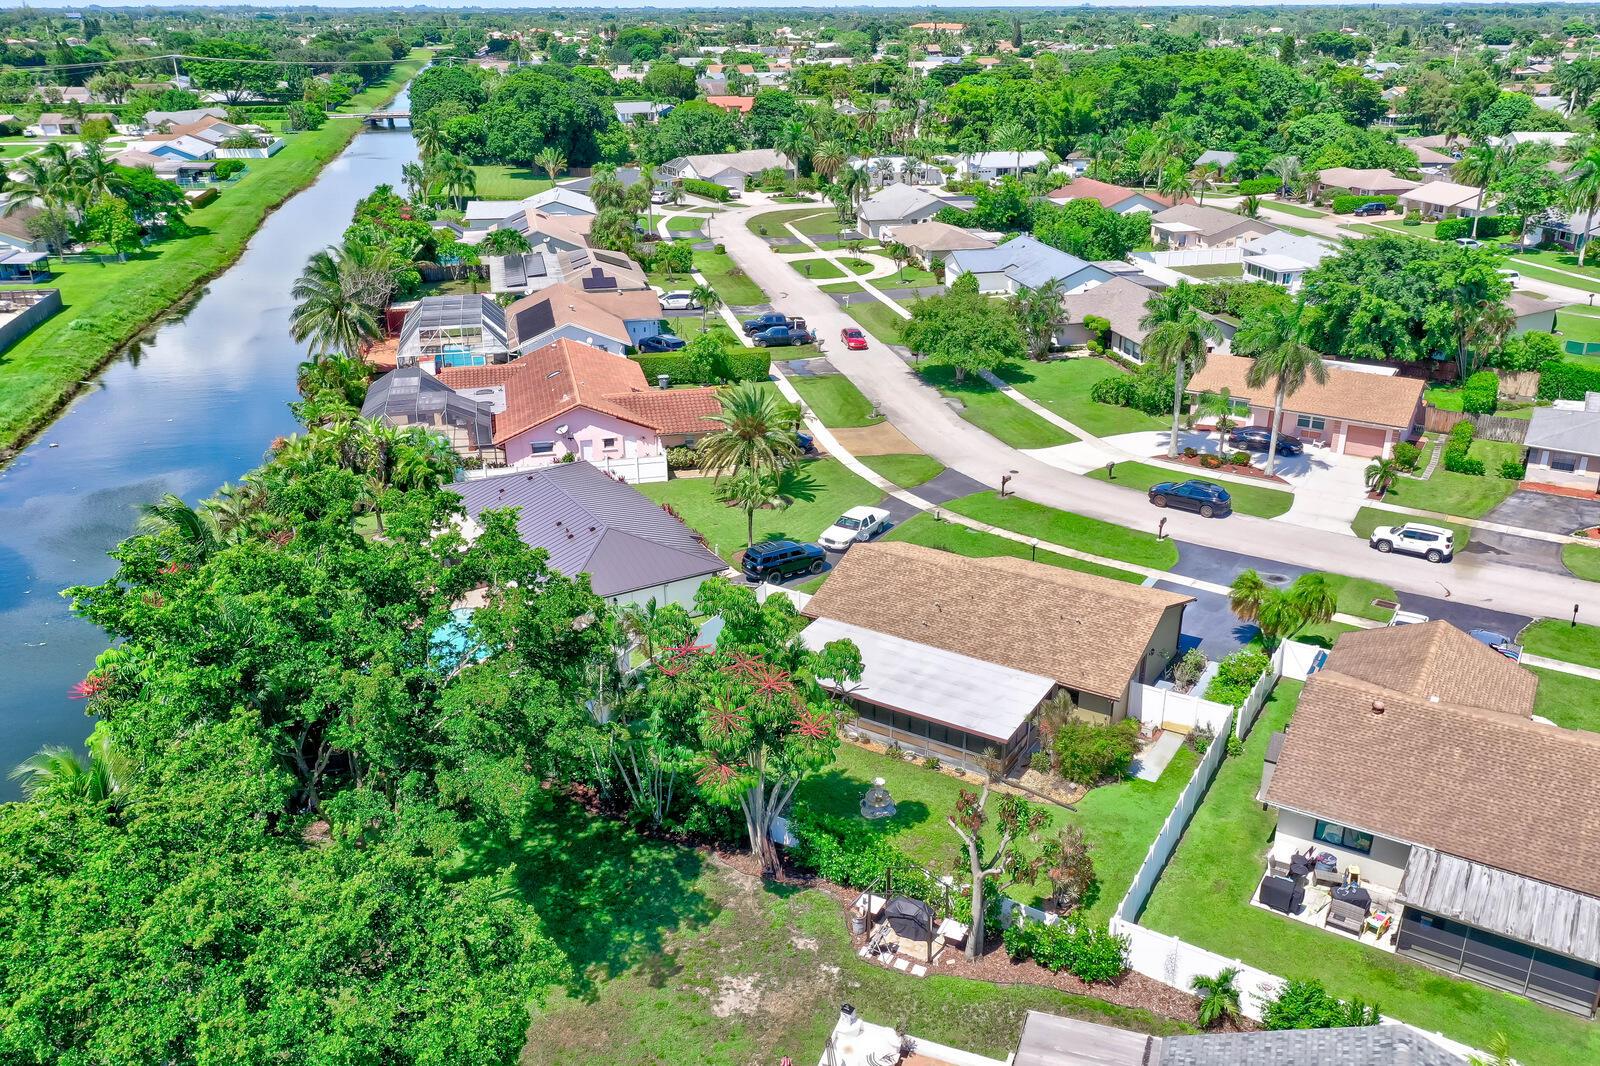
[811,139,846,183]
[1236,300,1328,476]
[1452,144,1504,240]
[1140,290,1218,458]
[1011,278,1066,361]
[885,240,913,285]
[1229,570,1332,646]
[1190,161,1218,205]
[1469,1033,1514,1066]
[618,598,671,662]
[774,119,814,175]
[290,246,382,359]
[428,151,476,210]
[400,161,426,202]
[534,146,567,184]
[690,282,721,331]
[1267,154,1302,199]
[481,227,532,258]
[1197,388,1239,454]
[71,141,130,208]
[1158,164,1195,205]
[10,731,127,807]
[3,142,76,253]
[411,112,443,160]
[1137,139,1171,190]
[1563,145,1600,266]
[138,492,222,562]
[1241,194,1262,219]
[1190,967,1242,1029]
[697,382,804,548]
[1365,456,1401,498]
[1227,569,1273,627]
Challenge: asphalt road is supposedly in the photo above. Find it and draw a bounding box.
[710,198,1600,624]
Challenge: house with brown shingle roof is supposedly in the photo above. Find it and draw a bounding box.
[436,338,720,468]
[1185,353,1423,458]
[800,542,1192,771]
[1258,623,1600,1017]
[504,281,664,355]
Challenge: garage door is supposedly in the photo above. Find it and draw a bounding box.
[1344,424,1388,457]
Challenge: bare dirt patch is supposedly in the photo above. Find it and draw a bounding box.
[829,422,918,456]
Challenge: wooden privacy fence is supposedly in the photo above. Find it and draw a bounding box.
[1421,407,1530,444]
[1422,406,1465,434]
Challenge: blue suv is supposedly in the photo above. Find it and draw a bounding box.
[1148,479,1232,518]
[740,539,826,582]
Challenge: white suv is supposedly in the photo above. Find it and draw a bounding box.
[1369,522,1454,563]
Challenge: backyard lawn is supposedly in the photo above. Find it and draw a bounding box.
[695,249,768,306]
[1529,666,1600,733]
[859,452,942,488]
[1562,542,1600,582]
[788,374,880,428]
[1351,506,1474,550]
[1175,263,1243,280]
[638,458,881,562]
[514,788,1189,1065]
[918,365,1075,450]
[0,52,428,453]
[1139,681,1600,1066]
[1554,309,1600,366]
[884,512,1143,584]
[943,492,1179,570]
[801,738,1199,923]
[996,359,1169,438]
[468,165,553,200]
[1084,461,1294,519]
[844,299,913,348]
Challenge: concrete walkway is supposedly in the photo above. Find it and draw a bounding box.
[707,197,1600,621]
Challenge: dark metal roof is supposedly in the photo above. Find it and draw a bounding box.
[361,367,495,448]
[447,463,727,597]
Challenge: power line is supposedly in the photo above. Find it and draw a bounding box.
[0,52,422,76]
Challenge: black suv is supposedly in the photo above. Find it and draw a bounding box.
[740,539,826,582]
[1353,201,1389,217]
[1229,426,1303,456]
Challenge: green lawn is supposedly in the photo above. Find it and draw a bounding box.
[1556,308,1600,345]
[791,257,847,280]
[859,452,943,488]
[788,374,880,428]
[803,732,1198,922]
[1519,619,1600,670]
[694,249,767,306]
[663,215,704,233]
[0,52,428,454]
[1510,259,1600,295]
[638,458,881,562]
[1351,506,1474,550]
[996,359,1168,438]
[884,512,1143,584]
[1140,680,1600,1066]
[505,790,1189,1066]
[819,280,864,295]
[944,491,1179,571]
[844,299,912,348]
[1562,542,1600,582]
[468,165,553,200]
[1175,263,1244,280]
[1505,246,1600,285]
[1317,573,1398,623]
[1382,460,1518,519]
[918,365,1075,450]
[876,264,940,289]
[1530,666,1600,733]
[1262,199,1327,218]
[745,207,831,237]
[1084,460,1293,519]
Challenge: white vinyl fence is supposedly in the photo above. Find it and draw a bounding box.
[1134,247,1244,269]
[461,454,669,484]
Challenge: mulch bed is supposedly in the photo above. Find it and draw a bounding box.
[1154,452,1289,485]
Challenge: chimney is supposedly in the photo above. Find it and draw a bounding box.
[836,1004,860,1036]
[1371,699,1385,716]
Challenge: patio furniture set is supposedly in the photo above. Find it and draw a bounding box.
[1257,847,1398,948]
[850,891,969,975]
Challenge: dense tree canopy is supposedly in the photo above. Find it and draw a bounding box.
[482,67,611,167]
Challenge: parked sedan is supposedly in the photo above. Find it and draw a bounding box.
[1148,479,1232,518]
[1470,629,1523,661]
[818,506,893,551]
[1228,426,1304,456]
[752,325,813,347]
[658,290,700,311]
[840,327,868,350]
[637,334,686,353]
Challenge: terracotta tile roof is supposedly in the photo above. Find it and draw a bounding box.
[1323,621,1537,716]
[1263,668,1600,898]
[437,339,716,444]
[705,95,755,112]
[1185,354,1425,431]
[801,541,1192,701]
[1048,178,1172,209]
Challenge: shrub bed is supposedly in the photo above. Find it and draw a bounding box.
[1330,193,1397,214]
[1235,177,1279,196]
[682,178,731,202]
[1442,418,1482,476]
[1002,919,1131,983]
[1202,649,1271,706]
[1435,215,1520,240]
[1461,370,1499,415]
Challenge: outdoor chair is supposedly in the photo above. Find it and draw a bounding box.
[1267,854,1292,879]
[1326,898,1368,935]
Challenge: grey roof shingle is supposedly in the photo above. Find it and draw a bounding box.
[1524,400,1600,455]
[948,234,1111,289]
[1158,1026,1466,1066]
[448,463,726,597]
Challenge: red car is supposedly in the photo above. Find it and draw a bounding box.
[840,327,868,350]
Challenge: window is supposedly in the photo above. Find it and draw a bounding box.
[602,437,618,449]
[1313,819,1374,854]
[1296,415,1327,432]
[531,441,556,456]
[1551,451,1578,473]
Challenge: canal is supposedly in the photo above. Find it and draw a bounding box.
[0,89,417,797]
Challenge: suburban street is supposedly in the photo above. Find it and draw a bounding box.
[709,196,1598,623]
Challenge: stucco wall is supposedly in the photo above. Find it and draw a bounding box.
[1275,808,1413,891]
[501,408,662,466]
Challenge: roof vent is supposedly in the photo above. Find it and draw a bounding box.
[1371,699,1386,716]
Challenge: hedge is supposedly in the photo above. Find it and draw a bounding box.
[1235,176,1280,195]
[1538,360,1600,401]
[1202,648,1271,706]
[1461,370,1499,415]
[682,178,731,202]
[1435,215,1520,240]
[1442,417,1483,475]
[1330,193,1397,214]
[1002,920,1130,983]
[630,348,769,385]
